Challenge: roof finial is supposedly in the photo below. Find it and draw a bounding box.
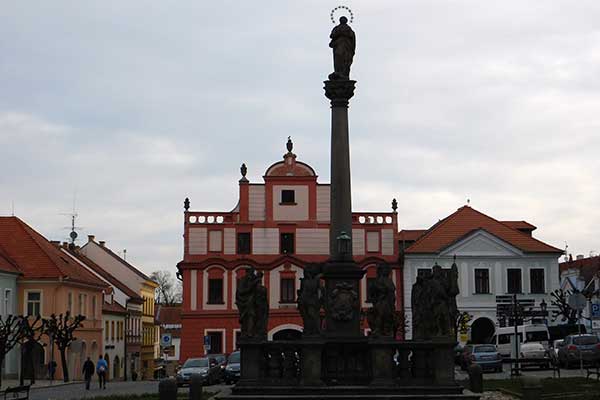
[286,136,293,153]
[184,197,190,211]
[391,198,398,213]
[240,163,249,182]
[466,198,470,207]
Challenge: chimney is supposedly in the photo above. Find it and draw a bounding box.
[99,241,106,247]
[88,235,95,242]
[576,254,584,260]
[62,242,69,249]
[50,240,60,248]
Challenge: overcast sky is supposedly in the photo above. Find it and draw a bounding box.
[1,1,599,275]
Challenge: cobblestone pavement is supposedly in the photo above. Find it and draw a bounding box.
[29,380,227,400]
[455,364,588,380]
[479,391,516,400]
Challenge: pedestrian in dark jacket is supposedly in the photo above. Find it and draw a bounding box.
[82,357,95,390]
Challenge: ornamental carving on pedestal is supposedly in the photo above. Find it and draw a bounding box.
[329,282,358,322]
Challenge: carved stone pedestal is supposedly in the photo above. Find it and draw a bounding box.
[369,337,396,386]
[299,338,323,386]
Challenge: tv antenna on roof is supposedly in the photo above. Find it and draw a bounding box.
[60,191,83,247]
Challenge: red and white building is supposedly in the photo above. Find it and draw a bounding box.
[178,141,401,361]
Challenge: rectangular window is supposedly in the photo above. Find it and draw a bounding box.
[82,294,87,317]
[507,269,522,294]
[474,269,490,294]
[280,278,295,303]
[91,296,96,319]
[366,231,380,252]
[105,321,110,340]
[208,230,223,252]
[111,321,115,341]
[78,293,83,315]
[4,289,11,316]
[26,292,41,316]
[530,269,545,294]
[280,233,294,254]
[366,277,376,303]
[206,331,223,354]
[208,279,224,304]
[67,292,73,314]
[237,232,251,254]
[281,190,295,204]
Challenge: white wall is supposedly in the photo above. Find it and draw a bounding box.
[403,231,560,340]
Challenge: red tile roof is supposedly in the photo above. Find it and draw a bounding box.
[398,230,427,242]
[0,247,22,275]
[405,206,562,254]
[155,304,182,326]
[0,217,108,287]
[85,241,154,283]
[103,300,128,315]
[559,256,600,286]
[501,221,537,231]
[64,247,143,302]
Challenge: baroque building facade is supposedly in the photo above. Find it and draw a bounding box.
[178,141,401,361]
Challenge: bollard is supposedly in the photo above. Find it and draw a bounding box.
[521,376,542,400]
[158,377,178,400]
[189,373,204,400]
[467,363,483,393]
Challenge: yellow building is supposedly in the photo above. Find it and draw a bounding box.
[141,280,158,378]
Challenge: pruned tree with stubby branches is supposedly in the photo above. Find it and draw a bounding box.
[0,315,27,387]
[44,312,86,382]
[550,289,578,324]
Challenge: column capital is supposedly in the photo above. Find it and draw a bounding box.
[324,80,356,107]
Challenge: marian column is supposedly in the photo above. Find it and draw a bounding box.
[322,16,365,337]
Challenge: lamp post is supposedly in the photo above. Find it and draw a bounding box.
[336,232,351,261]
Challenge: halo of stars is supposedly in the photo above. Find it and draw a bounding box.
[330,6,354,24]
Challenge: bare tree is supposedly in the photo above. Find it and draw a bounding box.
[455,311,473,338]
[151,270,182,305]
[550,289,578,324]
[19,316,45,386]
[0,315,27,387]
[44,312,86,382]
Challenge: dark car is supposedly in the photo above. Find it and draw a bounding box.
[464,344,503,372]
[224,351,241,385]
[211,353,228,382]
[557,334,600,368]
[176,357,221,386]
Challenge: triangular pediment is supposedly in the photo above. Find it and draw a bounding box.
[440,229,524,257]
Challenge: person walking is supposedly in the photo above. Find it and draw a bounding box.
[82,357,95,390]
[96,355,108,389]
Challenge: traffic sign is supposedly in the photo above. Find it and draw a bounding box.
[592,303,600,318]
[204,335,211,351]
[160,333,172,347]
[568,293,587,311]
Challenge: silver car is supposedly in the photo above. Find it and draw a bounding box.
[557,334,600,368]
[176,357,221,386]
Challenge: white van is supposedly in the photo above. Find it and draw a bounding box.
[493,324,550,358]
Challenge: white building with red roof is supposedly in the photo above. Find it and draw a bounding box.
[401,206,563,343]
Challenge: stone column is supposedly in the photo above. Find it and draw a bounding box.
[324,79,356,261]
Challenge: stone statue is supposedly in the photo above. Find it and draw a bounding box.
[411,262,460,339]
[367,263,396,336]
[297,264,323,336]
[236,267,268,339]
[328,16,355,80]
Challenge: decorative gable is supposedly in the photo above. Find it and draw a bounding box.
[440,229,524,257]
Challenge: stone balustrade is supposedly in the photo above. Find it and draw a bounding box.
[186,212,237,224]
[352,213,396,225]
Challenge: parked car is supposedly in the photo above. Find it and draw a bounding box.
[557,334,600,368]
[464,344,503,372]
[211,353,228,382]
[519,342,551,369]
[176,357,221,386]
[224,351,241,385]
